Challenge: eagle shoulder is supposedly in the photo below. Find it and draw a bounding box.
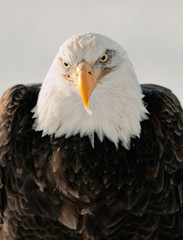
[141,84,183,212]
[142,84,183,165]
[0,84,40,223]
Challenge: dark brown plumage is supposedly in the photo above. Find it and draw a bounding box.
[0,83,183,240]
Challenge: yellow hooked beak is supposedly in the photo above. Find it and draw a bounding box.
[74,62,96,113]
[74,61,110,113]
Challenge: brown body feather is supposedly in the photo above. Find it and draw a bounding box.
[0,84,183,239]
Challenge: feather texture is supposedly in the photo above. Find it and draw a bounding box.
[0,84,183,239]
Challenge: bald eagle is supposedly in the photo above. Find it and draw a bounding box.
[0,33,183,240]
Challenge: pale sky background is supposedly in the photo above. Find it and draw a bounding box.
[1,0,183,103]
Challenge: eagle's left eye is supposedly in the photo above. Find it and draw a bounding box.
[99,52,109,64]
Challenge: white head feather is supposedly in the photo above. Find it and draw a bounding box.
[32,33,148,149]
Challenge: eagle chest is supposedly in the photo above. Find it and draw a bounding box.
[48,137,144,209]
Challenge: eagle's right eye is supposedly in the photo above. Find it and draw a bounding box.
[62,60,70,70]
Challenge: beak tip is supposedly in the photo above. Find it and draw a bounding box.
[85,106,92,115]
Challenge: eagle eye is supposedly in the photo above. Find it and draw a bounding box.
[99,52,109,64]
[62,60,70,70]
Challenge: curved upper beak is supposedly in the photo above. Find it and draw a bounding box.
[75,62,97,113]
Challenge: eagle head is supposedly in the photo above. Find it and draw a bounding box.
[33,33,148,149]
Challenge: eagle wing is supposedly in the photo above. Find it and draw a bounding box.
[0,85,33,220]
[0,85,42,235]
[142,84,183,169]
[136,84,183,238]
[141,84,183,212]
